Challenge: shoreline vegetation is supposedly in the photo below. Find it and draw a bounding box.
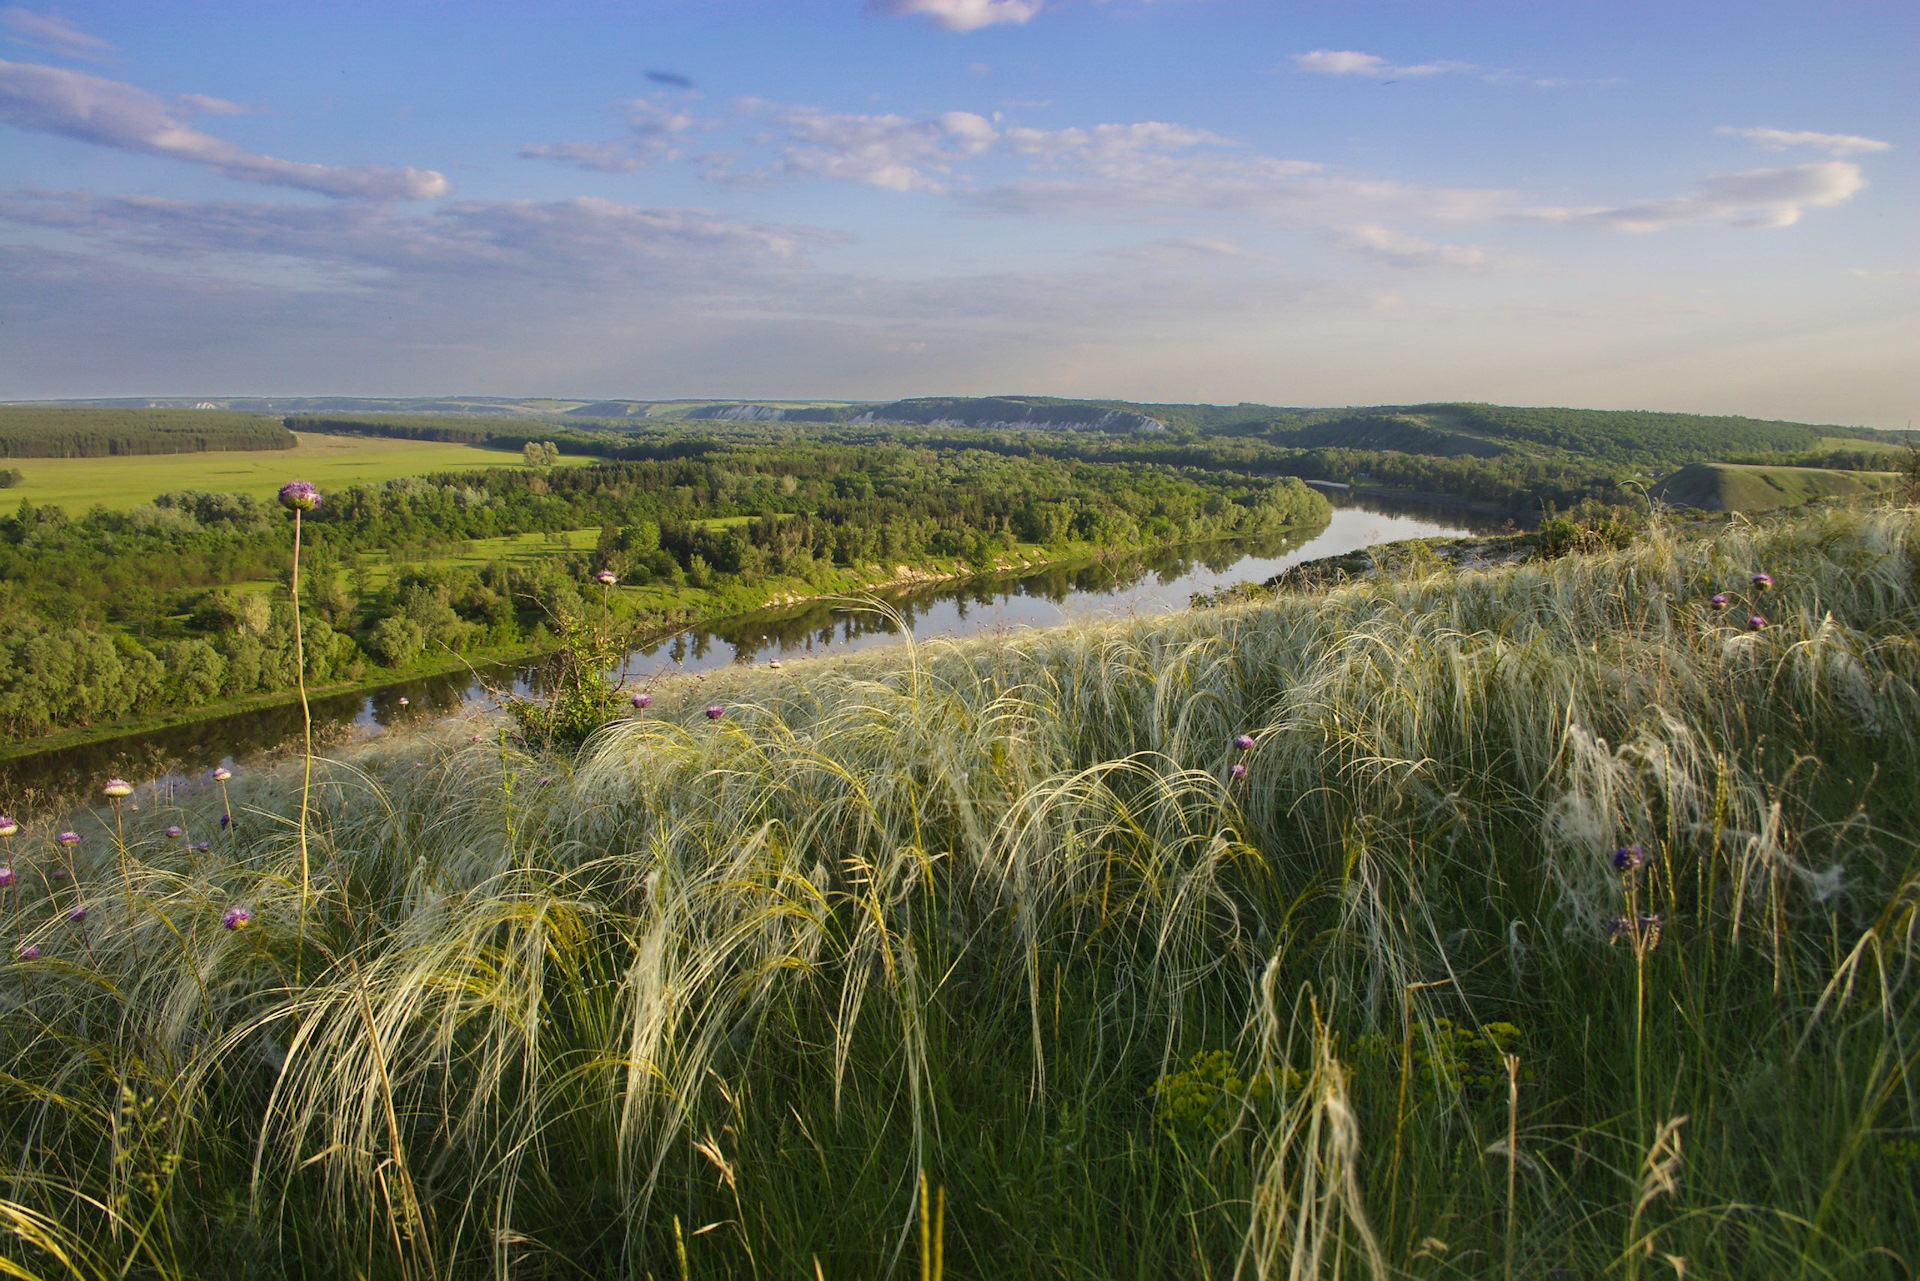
[1,501,1912,1275]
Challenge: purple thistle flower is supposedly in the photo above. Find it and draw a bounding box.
[67,905,88,923]
[631,692,652,709]
[50,868,67,880]
[595,569,618,586]
[219,813,235,830]
[56,831,80,848]
[277,480,322,512]
[192,841,212,854]
[102,778,133,799]
[1751,573,1773,591]
[1709,594,1728,610]
[0,817,15,838]
[0,866,14,888]
[1230,762,1248,779]
[769,658,782,669]
[398,696,410,706]
[165,825,184,839]
[1613,845,1644,872]
[705,704,725,721]
[1234,734,1255,752]
[211,767,232,782]
[18,944,40,960]
[221,906,253,931]
[1748,615,1767,631]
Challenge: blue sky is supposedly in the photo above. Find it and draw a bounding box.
[1,0,1912,424]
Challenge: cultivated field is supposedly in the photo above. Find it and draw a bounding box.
[5,431,583,512]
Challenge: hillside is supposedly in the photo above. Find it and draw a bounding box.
[2,505,1914,1276]
[1651,461,1897,510]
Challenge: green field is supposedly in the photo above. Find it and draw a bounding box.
[4,431,583,511]
[1650,461,1897,511]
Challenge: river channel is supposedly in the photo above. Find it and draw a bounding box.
[1,491,1506,804]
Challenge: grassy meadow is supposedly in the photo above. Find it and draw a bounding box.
[1652,462,1898,512]
[4,432,584,512]
[1,504,1916,1277]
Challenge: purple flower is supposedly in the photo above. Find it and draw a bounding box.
[67,906,88,924]
[165,825,184,839]
[1709,594,1728,610]
[631,692,653,709]
[0,866,14,888]
[55,831,80,848]
[212,767,232,782]
[769,658,782,669]
[18,944,40,960]
[398,696,410,706]
[102,778,133,799]
[595,569,618,586]
[50,868,67,880]
[192,841,212,854]
[277,480,322,512]
[1613,845,1644,872]
[1751,573,1773,591]
[1234,734,1255,752]
[0,817,16,838]
[705,705,724,720]
[221,906,253,931]
[1230,762,1248,779]
[1748,615,1767,631]
[219,813,235,830]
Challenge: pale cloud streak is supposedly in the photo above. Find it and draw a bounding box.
[0,59,449,199]
[519,96,702,173]
[1,7,111,60]
[1331,224,1504,271]
[867,0,1044,32]
[1292,50,1463,78]
[1518,161,1867,232]
[1719,125,1892,156]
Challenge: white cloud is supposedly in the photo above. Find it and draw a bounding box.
[1,7,111,60]
[1292,50,1464,78]
[728,101,999,191]
[1719,125,1892,156]
[1518,161,1867,232]
[1331,224,1502,270]
[0,59,448,199]
[867,0,1044,32]
[1848,267,1920,282]
[519,97,701,173]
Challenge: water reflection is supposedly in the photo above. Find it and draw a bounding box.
[2,492,1502,806]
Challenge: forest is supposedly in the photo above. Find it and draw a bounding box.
[0,407,294,458]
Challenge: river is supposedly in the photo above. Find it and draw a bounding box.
[0,492,1505,804]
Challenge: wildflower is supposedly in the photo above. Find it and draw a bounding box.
[1748,615,1767,631]
[277,480,322,512]
[56,831,80,848]
[769,658,782,669]
[67,906,88,923]
[398,696,410,706]
[192,842,212,854]
[1710,594,1728,610]
[1234,734,1255,751]
[1230,762,1248,780]
[0,867,14,888]
[102,778,133,799]
[165,826,184,839]
[595,569,618,586]
[18,944,40,960]
[705,705,725,720]
[219,813,235,830]
[631,692,652,709]
[221,906,253,931]
[0,817,15,838]
[1613,845,1644,872]
[1751,573,1773,591]
[212,767,232,782]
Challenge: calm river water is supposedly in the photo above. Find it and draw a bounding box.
[1,491,1504,804]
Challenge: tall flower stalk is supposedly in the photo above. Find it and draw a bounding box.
[280,481,322,932]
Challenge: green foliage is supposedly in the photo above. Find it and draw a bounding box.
[521,440,560,466]
[501,612,630,752]
[0,468,20,488]
[1152,1049,1303,1143]
[0,407,293,458]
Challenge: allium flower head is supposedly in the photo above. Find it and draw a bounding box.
[56,831,80,847]
[67,905,88,923]
[212,767,232,782]
[1230,762,1248,779]
[102,778,133,799]
[1613,845,1644,872]
[1710,594,1728,610]
[277,480,322,512]
[0,867,14,888]
[18,944,39,960]
[397,697,409,706]
[631,692,652,709]
[192,841,212,854]
[1234,734,1255,752]
[595,569,618,586]
[1751,573,1773,591]
[0,817,17,838]
[1748,615,1767,631]
[165,825,184,839]
[705,704,725,720]
[222,906,253,931]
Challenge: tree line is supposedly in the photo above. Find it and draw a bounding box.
[0,407,294,458]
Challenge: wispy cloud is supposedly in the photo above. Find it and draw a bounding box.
[1,7,111,60]
[867,0,1044,33]
[1719,125,1892,156]
[519,96,702,174]
[1291,50,1465,78]
[1519,161,1866,232]
[1330,224,1507,270]
[731,101,999,191]
[1848,267,1920,282]
[0,60,448,199]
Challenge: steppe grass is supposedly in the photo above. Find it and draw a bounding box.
[1,506,1916,1278]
